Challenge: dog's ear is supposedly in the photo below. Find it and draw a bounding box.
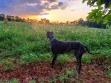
[47,31,50,34]
[46,31,49,36]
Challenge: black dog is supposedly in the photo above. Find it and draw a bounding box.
[47,31,92,76]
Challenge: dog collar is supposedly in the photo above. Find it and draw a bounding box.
[50,38,55,42]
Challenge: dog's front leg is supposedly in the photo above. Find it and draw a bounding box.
[51,54,57,68]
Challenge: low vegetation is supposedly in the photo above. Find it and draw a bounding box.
[0,22,111,82]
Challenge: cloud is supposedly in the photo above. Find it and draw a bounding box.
[0,0,67,16]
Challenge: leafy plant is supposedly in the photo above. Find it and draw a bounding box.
[50,75,57,83]
[82,55,91,64]
[20,53,38,64]
[59,69,75,83]
[58,55,70,64]
[9,78,19,83]
[29,79,36,83]
[65,69,75,77]
[1,58,14,71]
[5,61,13,71]
[59,74,68,83]
[107,71,111,78]
[20,53,51,64]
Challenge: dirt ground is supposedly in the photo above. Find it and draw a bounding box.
[0,60,111,83]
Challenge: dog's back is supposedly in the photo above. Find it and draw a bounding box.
[51,39,86,54]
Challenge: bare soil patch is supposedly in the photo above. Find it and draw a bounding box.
[0,60,111,83]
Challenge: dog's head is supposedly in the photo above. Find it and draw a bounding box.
[47,31,53,38]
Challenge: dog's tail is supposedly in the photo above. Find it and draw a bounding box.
[84,46,99,55]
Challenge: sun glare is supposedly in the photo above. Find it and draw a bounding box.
[41,15,48,19]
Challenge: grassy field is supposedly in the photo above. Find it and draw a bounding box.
[0,22,111,82]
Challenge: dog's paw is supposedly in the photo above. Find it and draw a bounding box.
[76,74,80,79]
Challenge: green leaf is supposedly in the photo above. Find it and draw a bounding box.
[82,0,86,3]
[103,14,111,24]
[108,5,111,9]
[87,9,99,20]
[87,0,92,5]
[97,0,101,6]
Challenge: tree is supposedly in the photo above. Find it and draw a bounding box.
[0,14,5,21]
[82,0,111,24]
[78,18,84,25]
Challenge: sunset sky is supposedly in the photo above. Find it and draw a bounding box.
[0,0,92,22]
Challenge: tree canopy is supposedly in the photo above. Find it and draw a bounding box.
[83,0,111,24]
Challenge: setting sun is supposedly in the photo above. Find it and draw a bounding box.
[41,15,48,19]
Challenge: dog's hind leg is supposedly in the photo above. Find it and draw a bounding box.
[51,54,57,68]
[75,50,83,77]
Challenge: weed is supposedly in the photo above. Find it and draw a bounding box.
[9,78,19,83]
[5,61,13,71]
[82,55,91,64]
[59,74,68,83]
[20,53,38,64]
[1,58,14,71]
[50,75,57,83]
[29,79,36,83]
[58,69,75,83]
[107,71,111,78]
[58,54,70,64]
[65,69,75,77]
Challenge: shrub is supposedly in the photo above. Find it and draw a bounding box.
[4,18,8,24]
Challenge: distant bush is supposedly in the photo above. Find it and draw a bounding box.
[4,18,8,24]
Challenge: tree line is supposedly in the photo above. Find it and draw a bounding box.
[0,13,110,29]
[0,13,51,24]
[0,14,27,22]
[68,18,111,29]
[75,18,107,29]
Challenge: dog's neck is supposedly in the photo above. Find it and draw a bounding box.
[49,35,56,43]
[49,35,55,40]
